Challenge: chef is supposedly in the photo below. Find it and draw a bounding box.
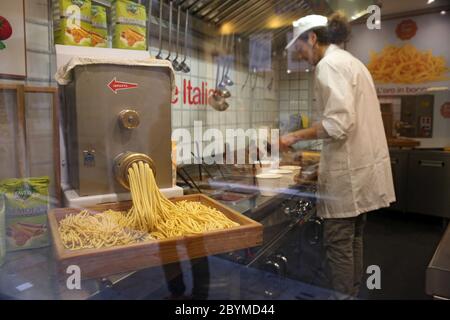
[280,12,396,298]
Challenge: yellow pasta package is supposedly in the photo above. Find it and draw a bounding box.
[111,0,147,50]
[53,0,92,46]
[91,5,108,47]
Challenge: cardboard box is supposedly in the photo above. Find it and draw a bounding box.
[0,177,50,251]
[53,0,92,46]
[91,5,108,47]
[112,0,146,50]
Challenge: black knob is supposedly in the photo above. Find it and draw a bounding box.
[235,255,246,265]
[284,207,291,216]
[273,254,288,276]
[264,260,281,275]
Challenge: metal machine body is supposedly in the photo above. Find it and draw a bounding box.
[62,63,173,197]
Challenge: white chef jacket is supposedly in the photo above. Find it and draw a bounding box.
[314,44,396,219]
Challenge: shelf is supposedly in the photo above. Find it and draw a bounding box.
[92,0,112,8]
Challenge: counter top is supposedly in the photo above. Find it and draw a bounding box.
[387,137,421,148]
[0,178,317,300]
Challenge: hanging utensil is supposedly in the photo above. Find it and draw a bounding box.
[179,9,190,73]
[251,68,258,91]
[171,5,182,71]
[218,60,231,98]
[156,0,163,59]
[217,36,231,99]
[222,34,234,86]
[241,71,250,90]
[208,58,229,111]
[218,34,230,88]
[165,1,173,62]
[208,59,224,107]
[222,58,234,87]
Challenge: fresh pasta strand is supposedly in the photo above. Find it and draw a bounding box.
[59,161,240,249]
[59,209,152,250]
[127,162,239,240]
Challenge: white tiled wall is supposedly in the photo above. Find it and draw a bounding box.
[11,0,316,162]
[25,0,55,85]
[162,34,284,161]
[278,60,313,136]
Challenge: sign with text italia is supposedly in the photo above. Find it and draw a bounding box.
[171,79,215,106]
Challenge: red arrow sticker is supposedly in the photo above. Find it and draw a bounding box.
[108,77,138,94]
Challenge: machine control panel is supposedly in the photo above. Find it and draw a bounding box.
[83,150,96,167]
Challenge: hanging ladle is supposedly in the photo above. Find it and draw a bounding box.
[218,34,230,88]
[208,59,229,111]
[217,59,231,99]
[171,5,182,71]
[217,35,231,98]
[222,57,234,86]
[222,34,235,87]
[165,1,173,62]
[155,0,163,59]
[179,9,190,73]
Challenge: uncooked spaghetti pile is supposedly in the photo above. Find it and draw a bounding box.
[59,162,239,249]
[367,44,449,84]
[59,209,153,250]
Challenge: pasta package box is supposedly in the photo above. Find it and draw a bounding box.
[112,0,147,50]
[0,177,50,252]
[53,0,92,46]
[91,5,108,47]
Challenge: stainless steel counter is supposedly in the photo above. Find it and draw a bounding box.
[426,223,450,300]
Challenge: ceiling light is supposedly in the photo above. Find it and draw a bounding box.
[287,69,291,74]
[219,22,234,35]
[427,0,435,4]
[267,16,283,29]
[441,10,446,15]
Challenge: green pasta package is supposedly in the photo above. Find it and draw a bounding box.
[112,0,147,50]
[53,0,92,46]
[0,177,50,251]
[91,5,108,47]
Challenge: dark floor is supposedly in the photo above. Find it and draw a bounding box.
[359,209,447,300]
[142,210,447,300]
[89,209,447,300]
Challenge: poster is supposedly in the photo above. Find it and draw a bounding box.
[347,12,450,95]
[0,0,26,79]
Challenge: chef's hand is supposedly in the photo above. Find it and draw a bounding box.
[279,133,297,152]
[280,124,323,151]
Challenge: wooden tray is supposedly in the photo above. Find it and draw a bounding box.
[48,194,263,279]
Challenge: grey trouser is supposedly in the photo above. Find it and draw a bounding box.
[323,213,367,298]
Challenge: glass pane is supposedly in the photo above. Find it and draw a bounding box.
[0,89,19,180]
[25,91,57,206]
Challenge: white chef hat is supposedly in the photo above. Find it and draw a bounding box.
[285,15,328,50]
